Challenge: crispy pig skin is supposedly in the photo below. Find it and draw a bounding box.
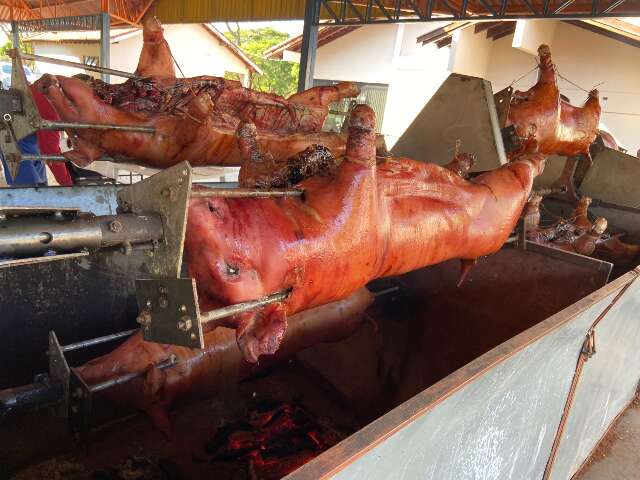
[185,105,547,363]
[507,44,601,159]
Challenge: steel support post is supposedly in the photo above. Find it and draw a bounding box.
[11,21,19,50]
[99,12,111,83]
[297,0,319,92]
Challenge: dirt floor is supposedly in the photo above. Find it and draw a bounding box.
[575,397,640,480]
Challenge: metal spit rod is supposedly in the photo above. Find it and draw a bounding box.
[533,186,568,196]
[89,355,178,393]
[200,289,291,325]
[20,154,115,163]
[191,188,304,199]
[62,329,138,353]
[40,120,155,134]
[13,51,142,80]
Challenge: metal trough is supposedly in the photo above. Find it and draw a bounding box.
[2,179,640,479]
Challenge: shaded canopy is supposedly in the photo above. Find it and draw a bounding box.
[2,0,637,27]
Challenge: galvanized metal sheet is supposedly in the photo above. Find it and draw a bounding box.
[391,74,506,172]
[533,155,567,190]
[550,275,640,479]
[579,148,640,207]
[0,185,119,216]
[117,161,192,278]
[289,278,630,480]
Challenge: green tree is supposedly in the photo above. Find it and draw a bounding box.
[0,37,34,65]
[223,26,299,98]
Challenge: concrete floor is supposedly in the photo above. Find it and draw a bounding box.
[575,399,640,480]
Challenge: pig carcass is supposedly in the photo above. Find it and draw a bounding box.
[186,104,546,363]
[507,44,601,161]
[35,18,361,168]
[77,288,373,435]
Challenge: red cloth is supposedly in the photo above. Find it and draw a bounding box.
[30,85,73,186]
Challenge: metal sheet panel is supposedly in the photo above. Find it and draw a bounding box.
[289,275,635,480]
[550,276,640,479]
[579,148,640,208]
[391,74,506,172]
[533,155,567,190]
[0,185,119,216]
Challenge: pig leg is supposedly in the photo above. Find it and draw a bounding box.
[236,303,288,363]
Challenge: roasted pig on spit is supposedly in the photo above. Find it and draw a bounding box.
[507,45,601,161]
[35,17,361,168]
[186,104,546,363]
[524,194,640,263]
[77,288,373,435]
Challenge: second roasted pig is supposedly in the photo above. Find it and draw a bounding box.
[186,104,547,363]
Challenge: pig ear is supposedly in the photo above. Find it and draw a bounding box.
[236,303,288,364]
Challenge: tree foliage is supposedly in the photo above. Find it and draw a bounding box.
[0,37,34,65]
[223,25,299,98]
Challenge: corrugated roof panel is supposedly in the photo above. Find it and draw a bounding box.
[154,0,306,23]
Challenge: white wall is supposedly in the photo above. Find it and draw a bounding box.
[312,23,454,146]
[31,42,101,77]
[314,24,397,85]
[383,28,452,146]
[449,26,493,78]
[111,24,250,82]
[31,24,251,85]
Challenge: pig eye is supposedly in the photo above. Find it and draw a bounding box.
[225,262,239,276]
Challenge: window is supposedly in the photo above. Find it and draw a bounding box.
[313,79,389,134]
[83,56,99,67]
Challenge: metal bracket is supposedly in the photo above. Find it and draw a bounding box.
[68,368,93,445]
[493,86,513,128]
[582,330,596,360]
[137,277,204,348]
[8,49,42,140]
[117,161,192,278]
[136,277,290,349]
[47,331,71,417]
[500,125,520,154]
[517,217,527,251]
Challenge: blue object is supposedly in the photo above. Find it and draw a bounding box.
[1,133,48,186]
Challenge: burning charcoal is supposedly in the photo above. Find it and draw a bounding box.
[205,399,346,479]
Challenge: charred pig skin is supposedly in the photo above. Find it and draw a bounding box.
[34,18,360,168]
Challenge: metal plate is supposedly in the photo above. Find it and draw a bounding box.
[579,148,640,208]
[391,73,506,172]
[137,278,203,349]
[0,251,90,268]
[550,275,640,479]
[9,50,41,140]
[523,241,613,282]
[493,86,513,128]
[47,331,70,417]
[117,161,192,278]
[533,155,568,190]
[0,185,119,216]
